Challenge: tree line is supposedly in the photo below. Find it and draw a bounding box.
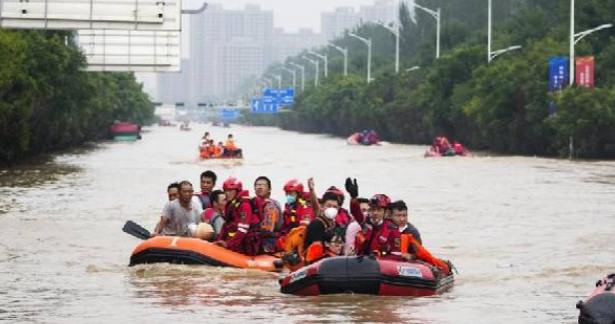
[248,0,615,158]
[0,30,154,165]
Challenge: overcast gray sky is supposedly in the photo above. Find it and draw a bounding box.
[186,0,385,32]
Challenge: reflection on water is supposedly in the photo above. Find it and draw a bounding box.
[0,161,81,188]
[0,124,614,323]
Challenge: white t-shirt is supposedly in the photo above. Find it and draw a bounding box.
[344,221,362,255]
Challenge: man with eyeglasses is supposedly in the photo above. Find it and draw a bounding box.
[153,180,203,236]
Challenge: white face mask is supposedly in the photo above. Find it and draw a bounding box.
[324,207,338,220]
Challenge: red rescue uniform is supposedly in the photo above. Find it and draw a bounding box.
[217,191,261,256]
[280,198,313,235]
[356,219,397,256]
[335,207,353,228]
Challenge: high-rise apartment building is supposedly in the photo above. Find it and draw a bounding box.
[321,0,397,42]
[272,28,325,64]
[186,4,273,102]
[157,58,193,104]
[360,0,397,25]
[156,0,397,104]
[321,7,360,42]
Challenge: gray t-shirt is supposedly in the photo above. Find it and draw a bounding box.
[210,211,225,237]
[161,199,203,236]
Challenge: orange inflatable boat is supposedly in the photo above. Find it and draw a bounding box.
[130,236,281,272]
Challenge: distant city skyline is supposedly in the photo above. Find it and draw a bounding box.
[141,0,412,101]
[184,0,412,33]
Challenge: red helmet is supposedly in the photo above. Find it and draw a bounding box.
[326,186,344,197]
[369,194,391,208]
[283,179,304,193]
[223,177,243,191]
[326,186,345,203]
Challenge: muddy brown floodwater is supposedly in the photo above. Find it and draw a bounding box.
[1,124,614,323]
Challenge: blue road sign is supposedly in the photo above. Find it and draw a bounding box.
[262,88,294,107]
[251,97,278,114]
[220,108,240,120]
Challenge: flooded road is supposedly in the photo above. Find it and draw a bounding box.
[1,124,614,323]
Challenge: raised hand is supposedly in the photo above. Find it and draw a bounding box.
[308,177,315,192]
[345,177,359,198]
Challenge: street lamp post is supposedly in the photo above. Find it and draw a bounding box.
[405,65,420,72]
[376,21,400,73]
[281,67,296,90]
[349,32,372,83]
[569,0,612,85]
[489,45,522,62]
[274,74,282,89]
[328,43,348,76]
[488,0,522,63]
[302,56,319,87]
[263,78,273,88]
[308,50,328,78]
[412,2,441,59]
[289,62,305,92]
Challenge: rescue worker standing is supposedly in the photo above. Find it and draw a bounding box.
[216,177,261,256]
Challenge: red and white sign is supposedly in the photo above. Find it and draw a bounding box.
[576,56,595,88]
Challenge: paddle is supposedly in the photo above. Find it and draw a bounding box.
[122,220,151,240]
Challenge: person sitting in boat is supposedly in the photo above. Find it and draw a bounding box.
[279,179,313,237]
[303,190,340,264]
[195,170,217,209]
[216,177,261,256]
[216,141,225,157]
[323,186,353,228]
[223,134,241,157]
[360,129,379,145]
[253,176,283,254]
[343,198,369,256]
[389,200,421,245]
[367,130,380,144]
[398,232,452,275]
[453,142,467,156]
[210,140,222,158]
[152,182,180,235]
[384,200,421,259]
[359,130,370,145]
[166,182,180,202]
[354,194,398,256]
[199,136,207,151]
[201,190,226,239]
[153,180,203,237]
[307,180,352,227]
[384,201,451,274]
[434,136,452,154]
[199,135,209,157]
[341,177,371,255]
[323,230,345,258]
[206,139,217,157]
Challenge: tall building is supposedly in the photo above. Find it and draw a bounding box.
[187,4,273,102]
[321,7,360,42]
[157,58,193,104]
[359,0,397,25]
[156,0,397,104]
[272,28,325,64]
[321,0,398,42]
